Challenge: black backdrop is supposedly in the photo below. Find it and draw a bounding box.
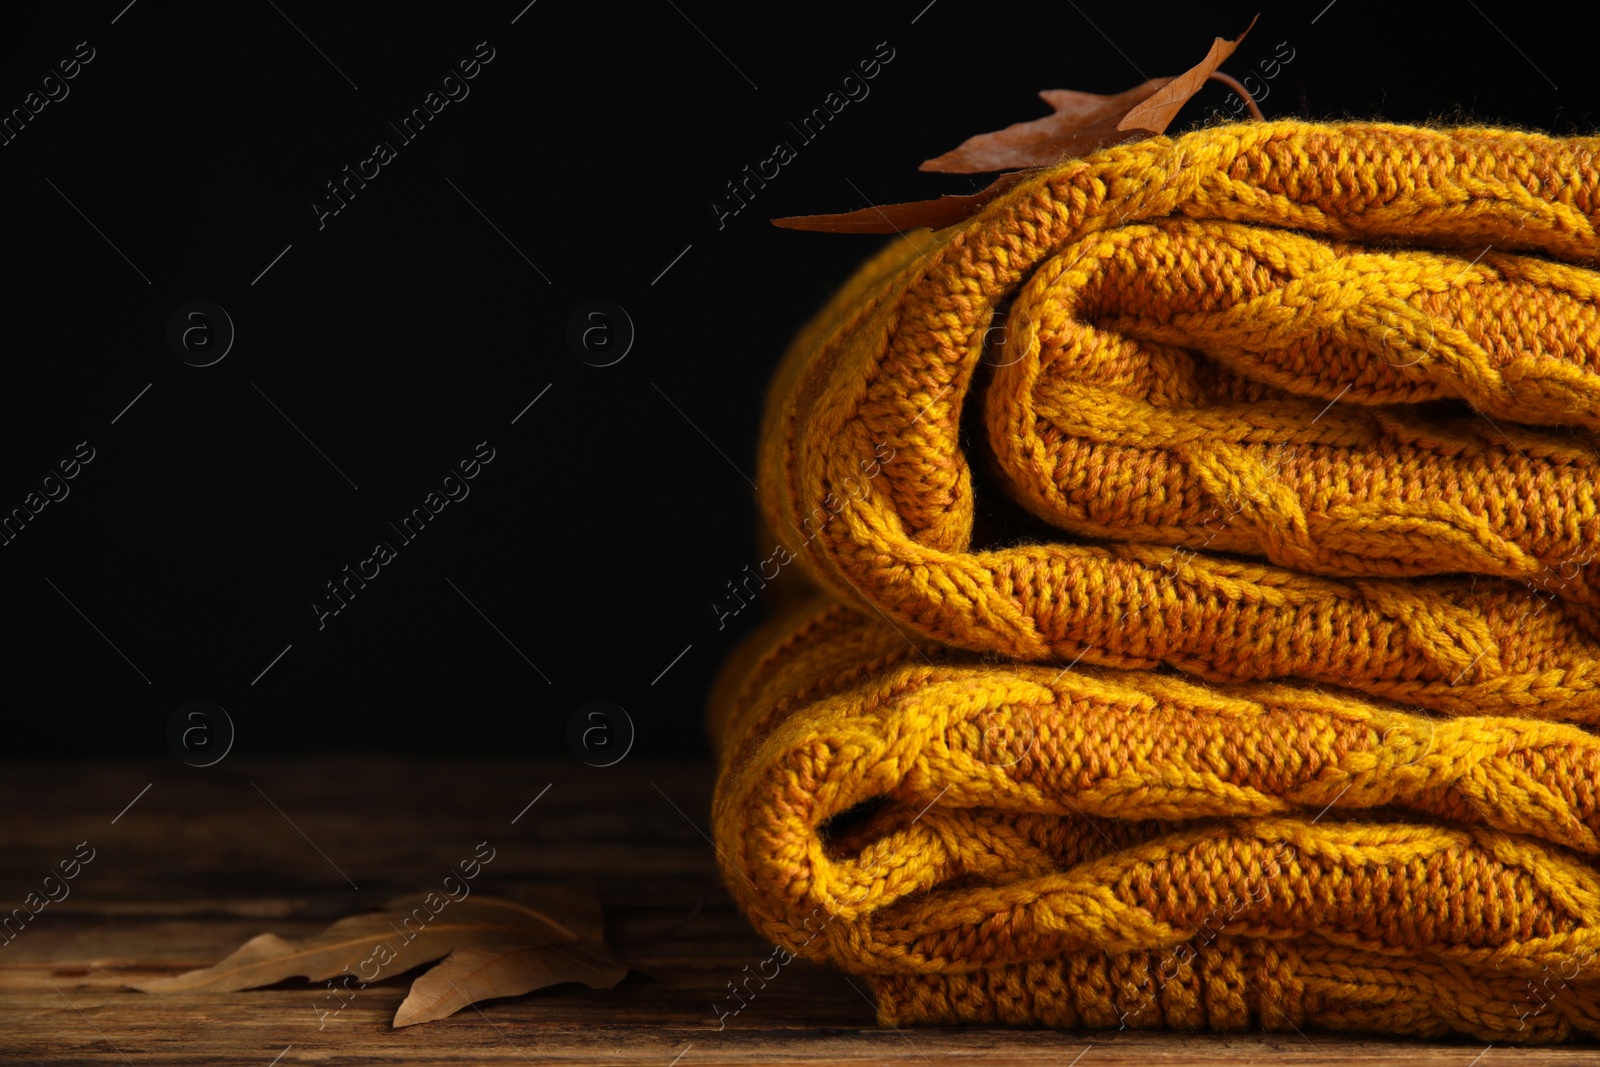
[1,0,1592,760]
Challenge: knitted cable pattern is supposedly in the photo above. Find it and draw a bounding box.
[710,595,1600,1042]
[988,219,1600,606]
[715,119,1600,1042]
[756,119,1600,717]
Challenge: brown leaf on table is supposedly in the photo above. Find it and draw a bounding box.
[919,81,1173,173]
[1118,13,1259,134]
[772,170,1035,234]
[131,889,626,1027]
[394,939,627,1026]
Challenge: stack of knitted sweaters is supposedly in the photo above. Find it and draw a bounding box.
[709,120,1600,1042]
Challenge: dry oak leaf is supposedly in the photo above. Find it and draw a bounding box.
[774,16,1259,233]
[131,889,627,1027]
[922,14,1257,172]
[918,80,1175,173]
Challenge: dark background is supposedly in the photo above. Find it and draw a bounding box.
[0,0,1592,760]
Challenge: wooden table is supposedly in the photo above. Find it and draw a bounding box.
[2,757,1591,1065]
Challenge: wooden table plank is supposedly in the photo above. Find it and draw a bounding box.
[1,757,1593,1065]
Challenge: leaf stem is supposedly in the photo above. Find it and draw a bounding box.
[1208,71,1265,120]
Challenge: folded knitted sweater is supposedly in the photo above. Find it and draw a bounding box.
[713,119,1600,1042]
[711,595,1600,1041]
[753,119,1600,716]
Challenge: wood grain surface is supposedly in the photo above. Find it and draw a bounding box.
[1,757,1591,1065]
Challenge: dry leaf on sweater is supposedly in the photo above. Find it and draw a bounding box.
[918,81,1174,173]
[772,170,1034,234]
[921,14,1257,172]
[775,16,1260,233]
[132,889,626,1027]
[1118,13,1258,135]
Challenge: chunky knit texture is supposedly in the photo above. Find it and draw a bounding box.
[712,597,1600,1041]
[712,120,1600,1042]
[991,220,1600,611]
